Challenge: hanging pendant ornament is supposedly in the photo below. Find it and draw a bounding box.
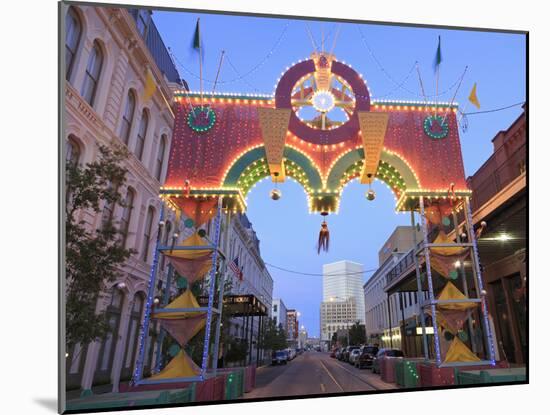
[270,189,282,200]
[270,171,282,200]
[366,179,376,201]
[317,212,330,254]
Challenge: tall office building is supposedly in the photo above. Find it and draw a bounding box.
[320,261,366,343]
[323,261,365,321]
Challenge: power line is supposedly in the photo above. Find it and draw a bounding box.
[462,101,525,116]
[265,262,378,276]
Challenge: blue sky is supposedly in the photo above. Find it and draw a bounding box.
[152,10,526,336]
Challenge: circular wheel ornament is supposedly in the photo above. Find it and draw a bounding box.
[187,106,216,133]
[274,56,371,145]
[423,115,449,139]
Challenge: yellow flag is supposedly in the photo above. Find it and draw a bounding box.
[468,83,480,109]
[143,68,156,102]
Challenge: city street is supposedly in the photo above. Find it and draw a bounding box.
[242,352,396,399]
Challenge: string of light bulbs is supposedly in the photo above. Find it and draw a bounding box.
[356,26,463,99]
[172,22,290,85]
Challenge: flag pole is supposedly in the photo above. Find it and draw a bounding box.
[442,65,468,125]
[198,18,204,107]
[212,50,226,95]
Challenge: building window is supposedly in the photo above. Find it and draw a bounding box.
[65,7,82,81]
[142,206,155,262]
[101,182,115,228]
[155,134,167,181]
[135,110,148,161]
[120,188,135,247]
[66,137,81,166]
[120,90,136,144]
[518,159,526,174]
[80,40,103,107]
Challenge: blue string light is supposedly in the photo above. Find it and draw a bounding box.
[131,205,165,385]
[200,197,224,378]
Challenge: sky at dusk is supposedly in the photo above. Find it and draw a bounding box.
[152,9,526,336]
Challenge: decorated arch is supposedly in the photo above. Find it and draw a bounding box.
[162,51,471,214]
[131,52,498,386]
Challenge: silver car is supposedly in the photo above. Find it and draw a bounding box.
[348,348,361,365]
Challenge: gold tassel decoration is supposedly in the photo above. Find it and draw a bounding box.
[317,213,330,254]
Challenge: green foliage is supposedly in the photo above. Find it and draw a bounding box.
[65,144,135,348]
[225,338,248,363]
[348,321,367,346]
[261,318,288,351]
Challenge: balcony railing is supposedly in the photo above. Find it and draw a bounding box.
[469,145,526,212]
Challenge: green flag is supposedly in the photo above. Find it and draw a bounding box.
[192,18,201,50]
[433,35,442,73]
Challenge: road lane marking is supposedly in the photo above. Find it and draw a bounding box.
[332,359,378,390]
[319,360,345,392]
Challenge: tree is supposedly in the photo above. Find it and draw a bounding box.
[65,144,134,348]
[331,331,338,348]
[260,319,288,352]
[348,321,366,345]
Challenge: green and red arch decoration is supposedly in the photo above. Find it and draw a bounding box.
[162,52,470,214]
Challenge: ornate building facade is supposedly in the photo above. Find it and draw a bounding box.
[63,4,183,394]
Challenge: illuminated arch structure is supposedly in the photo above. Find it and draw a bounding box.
[162,52,471,213]
[133,53,497,385]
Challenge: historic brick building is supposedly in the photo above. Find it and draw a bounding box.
[467,107,527,364]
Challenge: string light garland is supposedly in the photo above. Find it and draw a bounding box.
[357,26,464,99]
[171,22,290,86]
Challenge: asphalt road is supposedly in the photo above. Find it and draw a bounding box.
[242,351,393,399]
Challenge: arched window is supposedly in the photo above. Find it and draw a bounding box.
[120,90,136,145]
[121,294,144,380]
[135,110,148,161]
[65,7,82,80]
[95,287,123,384]
[155,134,167,181]
[142,206,155,262]
[120,188,135,247]
[80,40,103,107]
[66,137,81,166]
[101,182,115,228]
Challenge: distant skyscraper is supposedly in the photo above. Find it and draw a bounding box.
[323,261,365,322]
[320,261,366,343]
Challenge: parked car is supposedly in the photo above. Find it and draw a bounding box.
[287,348,297,361]
[330,348,337,358]
[342,346,360,362]
[355,345,379,369]
[337,347,346,360]
[272,350,288,365]
[348,349,361,365]
[335,348,343,360]
[371,348,404,374]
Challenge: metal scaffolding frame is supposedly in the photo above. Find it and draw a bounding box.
[131,197,228,386]
[410,196,496,368]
